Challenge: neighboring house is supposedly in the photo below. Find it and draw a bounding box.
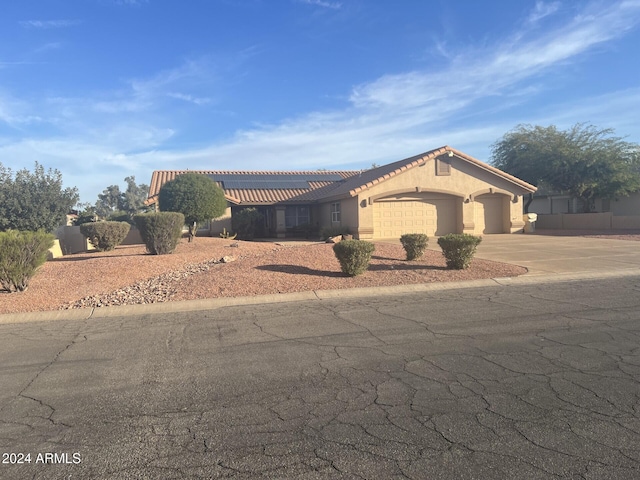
[145,146,537,239]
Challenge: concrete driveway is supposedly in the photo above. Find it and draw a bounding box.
[470,233,640,276]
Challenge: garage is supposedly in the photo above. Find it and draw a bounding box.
[373,194,459,238]
[475,194,506,234]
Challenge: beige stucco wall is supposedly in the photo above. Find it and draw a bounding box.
[611,192,640,216]
[344,156,528,238]
[537,212,640,230]
[55,226,96,254]
[208,207,233,236]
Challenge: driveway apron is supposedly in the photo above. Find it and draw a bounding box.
[469,233,640,276]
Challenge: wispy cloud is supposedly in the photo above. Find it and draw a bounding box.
[297,0,342,10]
[166,92,212,105]
[526,1,561,24]
[19,19,81,29]
[110,0,149,6]
[350,1,640,112]
[33,42,63,54]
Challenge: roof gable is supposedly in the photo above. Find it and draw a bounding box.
[314,146,537,200]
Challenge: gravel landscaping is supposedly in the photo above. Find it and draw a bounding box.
[0,237,527,315]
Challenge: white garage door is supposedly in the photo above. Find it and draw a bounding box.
[373,197,458,238]
[475,194,505,234]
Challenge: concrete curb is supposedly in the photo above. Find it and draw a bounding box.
[2,268,639,325]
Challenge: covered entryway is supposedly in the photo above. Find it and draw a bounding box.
[474,194,507,234]
[372,193,459,238]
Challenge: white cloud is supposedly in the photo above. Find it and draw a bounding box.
[19,20,81,29]
[166,92,212,105]
[352,2,640,112]
[297,0,342,10]
[526,1,561,24]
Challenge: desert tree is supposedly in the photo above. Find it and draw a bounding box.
[158,173,227,242]
[491,123,640,213]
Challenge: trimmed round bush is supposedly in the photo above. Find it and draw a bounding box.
[0,230,55,292]
[80,221,130,251]
[400,233,429,260]
[437,233,482,269]
[332,239,376,277]
[134,212,185,255]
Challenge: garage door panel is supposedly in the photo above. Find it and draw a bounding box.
[373,197,458,238]
[475,195,504,234]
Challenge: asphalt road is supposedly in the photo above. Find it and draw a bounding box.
[1,276,640,479]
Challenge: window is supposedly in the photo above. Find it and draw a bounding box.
[436,158,451,176]
[331,203,341,223]
[285,206,310,227]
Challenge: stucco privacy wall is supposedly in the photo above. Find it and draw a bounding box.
[349,154,529,238]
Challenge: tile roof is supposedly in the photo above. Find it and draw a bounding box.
[146,170,360,206]
[145,146,536,206]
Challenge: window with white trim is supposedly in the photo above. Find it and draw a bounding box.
[331,202,341,223]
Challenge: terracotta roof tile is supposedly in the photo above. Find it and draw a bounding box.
[146,170,360,206]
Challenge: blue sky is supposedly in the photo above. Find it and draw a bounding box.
[1,0,640,204]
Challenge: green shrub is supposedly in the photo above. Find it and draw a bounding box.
[320,225,351,240]
[332,239,376,276]
[0,230,54,292]
[80,221,130,251]
[437,233,482,269]
[107,210,133,224]
[232,208,264,240]
[134,212,184,255]
[400,233,429,260]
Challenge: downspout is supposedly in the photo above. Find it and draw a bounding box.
[524,193,533,214]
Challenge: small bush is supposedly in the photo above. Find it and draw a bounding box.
[0,230,55,292]
[232,208,264,240]
[320,225,351,240]
[134,212,184,255]
[400,233,429,261]
[437,233,482,269]
[80,221,130,251]
[332,239,376,277]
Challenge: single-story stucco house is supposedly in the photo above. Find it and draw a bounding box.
[145,146,537,239]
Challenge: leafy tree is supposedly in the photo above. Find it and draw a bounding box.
[158,173,227,242]
[94,176,149,219]
[491,124,640,213]
[95,185,122,218]
[121,176,150,216]
[73,202,98,225]
[0,162,79,232]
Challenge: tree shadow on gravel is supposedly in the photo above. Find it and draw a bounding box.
[51,254,142,262]
[256,265,344,277]
[371,255,403,261]
[256,263,447,276]
[367,263,447,272]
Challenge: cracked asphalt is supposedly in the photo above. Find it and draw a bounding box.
[1,275,640,479]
